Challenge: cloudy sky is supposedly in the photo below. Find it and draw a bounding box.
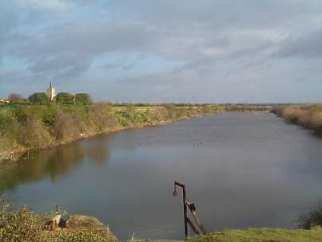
[1,0,322,103]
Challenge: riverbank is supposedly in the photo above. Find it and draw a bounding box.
[0,103,225,162]
[189,228,322,242]
[271,105,322,135]
[0,200,117,242]
[0,103,271,163]
[3,203,322,242]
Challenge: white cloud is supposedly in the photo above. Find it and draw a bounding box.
[17,0,68,11]
[1,0,322,102]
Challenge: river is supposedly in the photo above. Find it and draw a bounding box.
[2,112,322,240]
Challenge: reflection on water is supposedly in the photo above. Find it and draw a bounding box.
[0,135,111,193]
[85,136,111,165]
[2,113,322,240]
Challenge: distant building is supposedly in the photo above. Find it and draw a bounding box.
[0,98,9,104]
[47,81,56,101]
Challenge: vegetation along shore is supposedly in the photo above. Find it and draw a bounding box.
[0,101,225,162]
[272,105,322,135]
[0,89,271,163]
[2,199,322,242]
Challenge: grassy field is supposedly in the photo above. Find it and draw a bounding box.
[188,228,322,242]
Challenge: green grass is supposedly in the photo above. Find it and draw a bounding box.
[189,228,322,242]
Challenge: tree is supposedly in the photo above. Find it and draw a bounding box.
[75,93,92,105]
[8,93,23,102]
[56,92,75,105]
[28,93,49,105]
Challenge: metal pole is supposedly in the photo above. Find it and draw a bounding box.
[186,201,207,234]
[182,183,188,237]
[173,181,207,238]
[174,181,188,238]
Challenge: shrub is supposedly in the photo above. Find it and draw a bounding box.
[54,230,113,242]
[276,106,322,136]
[299,204,322,229]
[12,105,29,123]
[18,116,52,148]
[53,112,82,140]
[0,200,117,242]
[0,111,14,131]
[310,112,322,129]
[56,92,75,105]
[75,93,92,105]
[8,93,24,103]
[164,104,177,119]
[29,92,49,105]
[0,200,43,241]
[42,105,59,127]
[89,103,117,131]
[296,110,312,127]
[282,107,303,123]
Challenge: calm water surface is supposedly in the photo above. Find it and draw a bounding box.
[2,112,322,240]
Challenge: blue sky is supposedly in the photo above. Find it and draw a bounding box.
[1,0,322,103]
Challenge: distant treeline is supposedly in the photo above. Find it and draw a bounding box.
[4,92,91,105]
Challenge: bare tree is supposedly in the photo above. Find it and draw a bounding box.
[8,93,23,102]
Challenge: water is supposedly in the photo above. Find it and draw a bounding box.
[2,112,322,240]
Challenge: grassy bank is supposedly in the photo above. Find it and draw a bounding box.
[0,200,117,242]
[3,200,322,242]
[188,228,322,242]
[0,103,224,161]
[272,105,322,135]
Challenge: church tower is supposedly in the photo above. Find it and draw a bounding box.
[47,81,56,102]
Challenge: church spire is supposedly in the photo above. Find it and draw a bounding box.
[47,81,56,102]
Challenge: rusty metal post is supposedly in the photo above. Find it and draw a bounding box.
[186,201,207,234]
[173,181,188,238]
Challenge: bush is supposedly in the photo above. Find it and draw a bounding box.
[0,200,117,242]
[53,112,82,140]
[164,104,177,119]
[54,230,113,242]
[12,105,29,123]
[42,105,59,127]
[0,111,14,131]
[0,200,43,241]
[299,204,322,229]
[282,107,303,123]
[310,112,322,129]
[56,92,75,105]
[89,103,117,131]
[29,92,49,105]
[75,93,92,105]
[8,93,24,103]
[18,116,52,148]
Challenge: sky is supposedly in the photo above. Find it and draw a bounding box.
[0,0,322,103]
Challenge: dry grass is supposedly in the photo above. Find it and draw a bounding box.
[273,105,322,134]
[189,228,322,242]
[0,200,117,242]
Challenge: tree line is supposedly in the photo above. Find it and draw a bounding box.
[7,92,92,105]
